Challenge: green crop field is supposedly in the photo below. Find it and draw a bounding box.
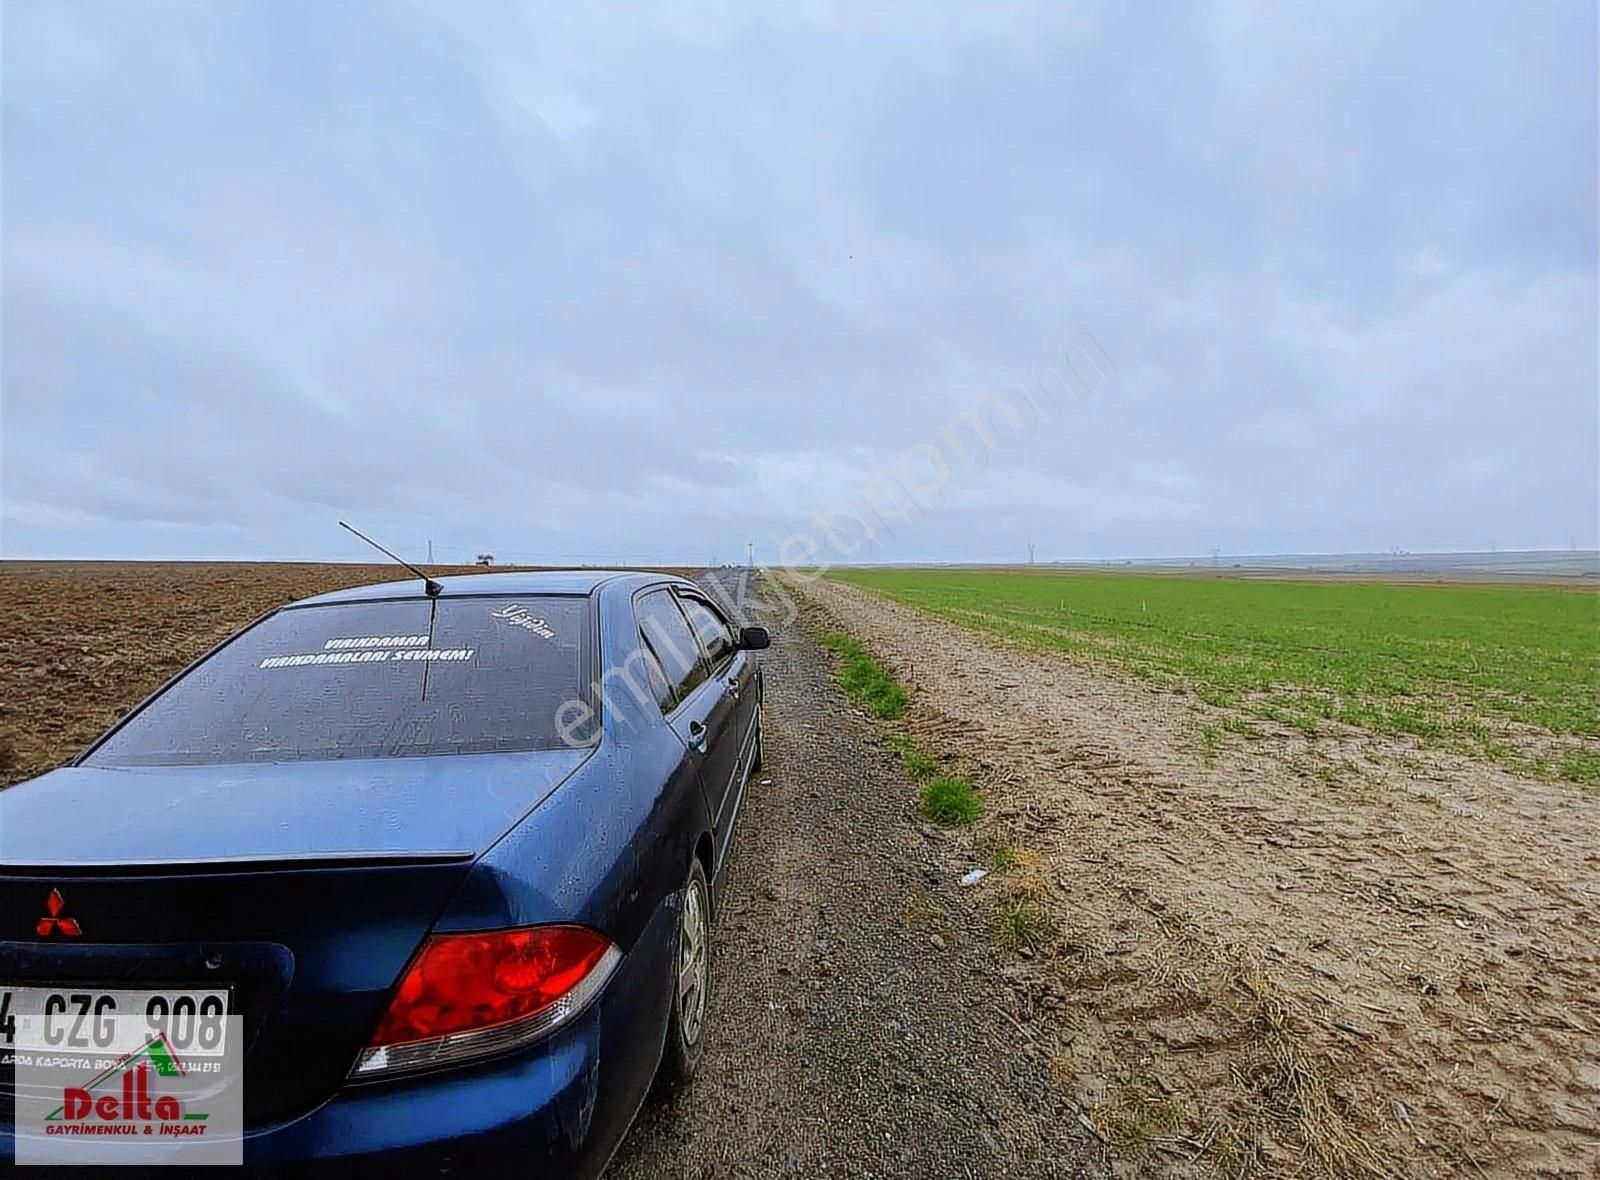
[828,568,1600,785]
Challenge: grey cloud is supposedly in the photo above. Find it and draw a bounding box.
[2,0,1594,563]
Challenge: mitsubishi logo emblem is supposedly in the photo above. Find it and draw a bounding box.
[37,888,82,937]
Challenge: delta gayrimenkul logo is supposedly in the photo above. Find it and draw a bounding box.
[12,1013,244,1167]
[42,1032,210,1135]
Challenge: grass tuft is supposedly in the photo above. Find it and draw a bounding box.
[995,899,1048,951]
[920,775,982,825]
[817,632,908,719]
[1096,1077,1186,1150]
[885,730,940,781]
[985,840,1021,872]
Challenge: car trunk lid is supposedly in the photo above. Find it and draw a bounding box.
[0,750,590,1125]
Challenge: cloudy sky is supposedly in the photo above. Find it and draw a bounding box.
[3,1,1595,565]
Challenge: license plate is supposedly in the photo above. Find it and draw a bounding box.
[0,986,231,1057]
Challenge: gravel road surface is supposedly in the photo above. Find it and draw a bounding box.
[609,573,1107,1179]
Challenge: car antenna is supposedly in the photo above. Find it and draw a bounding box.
[339,520,443,597]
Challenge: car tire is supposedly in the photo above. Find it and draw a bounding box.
[656,856,711,1093]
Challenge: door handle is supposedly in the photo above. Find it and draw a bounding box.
[687,718,708,752]
[726,676,741,698]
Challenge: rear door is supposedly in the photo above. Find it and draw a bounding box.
[675,588,757,805]
[635,590,741,854]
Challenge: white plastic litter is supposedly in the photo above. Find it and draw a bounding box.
[959,869,989,888]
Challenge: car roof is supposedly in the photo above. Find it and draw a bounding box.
[288,569,686,608]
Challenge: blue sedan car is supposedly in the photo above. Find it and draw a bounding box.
[0,570,768,1175]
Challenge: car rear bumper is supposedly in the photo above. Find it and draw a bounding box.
[247,1016,618,1177]
[1,893,679,1179]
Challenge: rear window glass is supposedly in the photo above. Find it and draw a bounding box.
[85,596,591,766]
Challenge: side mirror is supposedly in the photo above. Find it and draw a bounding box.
[738,626,771,651]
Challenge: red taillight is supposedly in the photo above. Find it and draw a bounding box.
[350,924,621,1079]
[368,925,616,1051]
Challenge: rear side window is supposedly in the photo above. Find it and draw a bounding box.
[635,637,674,711]
[678,593,735,667]
[635,590,706,709]
[85,596,591,766]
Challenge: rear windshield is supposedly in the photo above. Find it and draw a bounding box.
[84,596,592,766]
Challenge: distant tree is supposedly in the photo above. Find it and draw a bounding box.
[475,553,494,567]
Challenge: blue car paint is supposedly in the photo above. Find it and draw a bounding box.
[0,570,759,1177]
[0,750,594,865]
[241,891,681,1177]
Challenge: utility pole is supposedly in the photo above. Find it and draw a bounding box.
[427,539,433,565]
[1028,543,1035,565]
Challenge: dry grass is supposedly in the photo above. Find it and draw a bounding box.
[1224,962,1391,1179]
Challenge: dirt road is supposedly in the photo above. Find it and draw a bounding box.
[610,572,1107,1179]
[798,576,1600,1179]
